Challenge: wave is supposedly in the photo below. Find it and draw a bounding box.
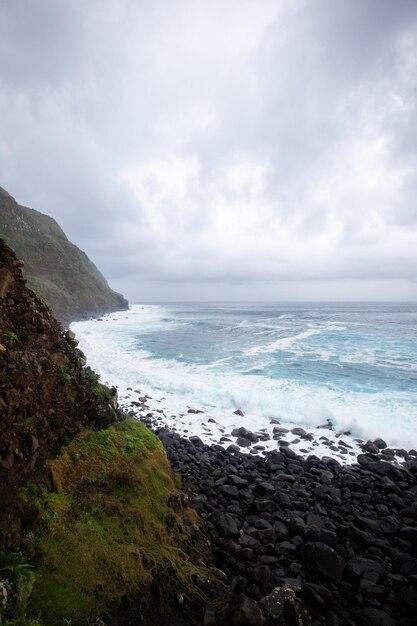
[72,313,417,450]
[245,328,324,355]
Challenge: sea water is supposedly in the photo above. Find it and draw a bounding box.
[72,302,417,457]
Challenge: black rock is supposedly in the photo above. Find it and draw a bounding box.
[346,557,384,582]
[300,542,346,582]
[362,441,381,454]
[254,481,275,496]
[232,594,265,625]
[353,607,397,625]
[291,427,307,437]
[220,485,240,500]
[236,437,252,448]
[355,514,398,535]
[215,513,240,538]
[395,585,417,615]
[231,427,259,443]
[372,438,387,449]
[260,585,296,620]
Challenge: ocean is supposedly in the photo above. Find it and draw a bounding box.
[72,302,417,459]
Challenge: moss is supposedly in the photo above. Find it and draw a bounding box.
[26,418,210,625]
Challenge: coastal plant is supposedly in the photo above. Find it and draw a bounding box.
[0,551,36,623]
[0,552,35,587]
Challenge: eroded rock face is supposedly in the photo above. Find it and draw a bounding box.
[0,238,119,548]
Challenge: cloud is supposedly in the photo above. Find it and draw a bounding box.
[0,0,417,300]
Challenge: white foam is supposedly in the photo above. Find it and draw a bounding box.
[72,306,417,457]
[245,328,323,355]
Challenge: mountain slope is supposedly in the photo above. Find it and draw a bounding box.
[0,186,128,322]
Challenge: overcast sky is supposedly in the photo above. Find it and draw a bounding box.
[1,0,417,301]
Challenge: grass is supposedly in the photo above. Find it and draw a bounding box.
[25,418,211,625]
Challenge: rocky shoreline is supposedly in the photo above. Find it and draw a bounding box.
[116,383,415,467]
[126,406,417,625]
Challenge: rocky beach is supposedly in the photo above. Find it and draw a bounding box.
[131,405,417,625]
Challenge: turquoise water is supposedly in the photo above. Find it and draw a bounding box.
[73,302,417,450]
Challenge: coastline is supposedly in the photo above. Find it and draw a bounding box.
[117,386,416,467]
[67,317,417,624]
[60,302,129,329]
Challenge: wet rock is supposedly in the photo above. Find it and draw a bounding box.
[372,438,387,450]
[231,427,259,443]
[236,437,252,448]
[362,441,380,454]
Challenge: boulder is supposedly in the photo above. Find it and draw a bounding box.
[232,594,265,626]
[372,438,387,449]
[300,542,346,581]
[231,427,259,443]
[260,585,296,620]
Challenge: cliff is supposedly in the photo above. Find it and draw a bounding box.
[0,239,219,625]
[0,186,128,323]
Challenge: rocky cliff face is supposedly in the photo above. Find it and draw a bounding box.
[0,187,128,323]
[0,238,119,547]
[0,239,220,626]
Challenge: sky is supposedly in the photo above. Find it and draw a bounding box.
[1,0,417,302]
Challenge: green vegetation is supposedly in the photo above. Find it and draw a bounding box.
[2,329,18,343]
[81,367,113,403]
[0,552,37,623]
[22,418,209,625]
[60,366,72,385]
[91,381,113,403]
[0,552,35,586]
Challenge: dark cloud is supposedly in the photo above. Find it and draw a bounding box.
[0,0,416,301]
